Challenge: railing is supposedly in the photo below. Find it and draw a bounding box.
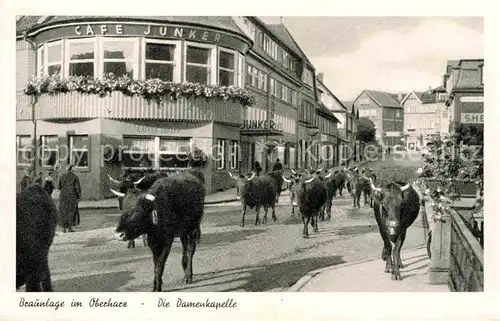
[16,92,244,125]
[449,209,484,291]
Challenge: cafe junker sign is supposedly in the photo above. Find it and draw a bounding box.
[241,120,282,132]
[34,22,250,53]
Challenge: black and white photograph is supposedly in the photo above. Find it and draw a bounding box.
[1,4,497,320]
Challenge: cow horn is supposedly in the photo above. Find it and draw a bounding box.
[325,172,332,178]
[145,194,155,201]
[110,188,125,198]
[305,177,314,184]
[369,178,382,192]
[282,175,292,183]
[291,169,296,174]
[134,176,145,185]
[318,167,323,172]
[248,173,256,181]
[107,173,122,184]
[228,171,237,180]
[400,183,411,191]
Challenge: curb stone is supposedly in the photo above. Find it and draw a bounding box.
[286,244,426,292]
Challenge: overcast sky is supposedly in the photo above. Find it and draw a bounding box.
[259,17,484,101]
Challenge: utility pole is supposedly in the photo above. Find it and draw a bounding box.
[23,32,38,176]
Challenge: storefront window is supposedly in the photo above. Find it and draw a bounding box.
[218,49,235,86]
[159,138,191,168]
[40,135,59,167]
[186,45,212,85]
[37,46,44,77]
[144,40,179,81]
[122,137,155,169]
[69,135,89,168]
[67,40,95,77]
[47,41,62,76]
[216,139,226,170]
[17,135,32,166]
[230,140,239,169]
[103,39,137,78]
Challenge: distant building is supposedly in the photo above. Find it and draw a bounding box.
[443,59,484,129]
[352,90,404,148]
[401,86,449,150]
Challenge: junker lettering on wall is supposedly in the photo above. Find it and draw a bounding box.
[241,120,282,131]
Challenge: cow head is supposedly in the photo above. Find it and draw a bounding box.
[370,178,412,240]
[228,171,256,200]
[114,187,159,242]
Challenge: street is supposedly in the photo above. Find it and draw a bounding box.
[43,187,428,292]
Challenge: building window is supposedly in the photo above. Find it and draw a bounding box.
[218,49,236,86]
[40,135,58,168]
[143,40,180,82]
[37,41,63,77]
[17,135,32,166]
[438,93,447,102]
[69,135,89,168]
[303,68,314,87]
[66,39,96,77]
[216,139,226,170]
[185,44,214,85]
[158,138,191,168]
[247,65,267,91]
[230,140,239,169]
[281,85,288,101]
[102,38,138,78]
[122,137,155,169]
[269,78,275,95]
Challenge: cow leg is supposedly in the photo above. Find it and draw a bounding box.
[39,256,53,292]
[312,213,319,232]
[303,215,311,238]
[255,206,261,226]
[391,234,404,281]
[26,255,52,292]
[142,234,148,247]
[262,205,269,224]
[180,231,197,284]
[240,204,247,227]
[339,185,343,196]
[363,191,369,205]
[374,205,392,272]
[150,235,174,292]
[291,205,295,217]
[397,231,407,269]
[271,204,277,222]
[128,239,135,248]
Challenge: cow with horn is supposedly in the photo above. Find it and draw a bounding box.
[228,171,279,226]
[286,173,327,238]
[369,178,420,281]
[108,171,169,248]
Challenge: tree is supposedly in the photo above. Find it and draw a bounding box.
[356,117,376,143]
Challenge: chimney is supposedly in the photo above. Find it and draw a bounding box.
[317,72,324,83]
[428,86,433,94]
[397,92,403,102]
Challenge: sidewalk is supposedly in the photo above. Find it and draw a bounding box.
[79,187,239,209]
[287,246,449,292]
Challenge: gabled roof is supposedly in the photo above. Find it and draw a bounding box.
[266,23,314,68]
[16,16,247,38]
[316,102,340,123]
[364,90,402,108]
[400,91,423,105]
[341,101,353,109]
[444,60,460,75]
[316,78,347,111]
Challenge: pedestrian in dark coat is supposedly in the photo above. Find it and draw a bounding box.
[272,158,283,171]
[43,172,55,196]
[253,161,262,177]
[20,169,32,191]
[58,165,81,233]
[34,172,43,185]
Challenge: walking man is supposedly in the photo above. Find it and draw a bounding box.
[20,168,32,191]
[58,165,81,233]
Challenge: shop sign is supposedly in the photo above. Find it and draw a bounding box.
[385,131,401,137]
[460,96,484,103]
[241,120,282,131]
[461,113,484,124]
[35,23,249,53]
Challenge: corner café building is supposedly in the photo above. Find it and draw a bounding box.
[16,16,256,200]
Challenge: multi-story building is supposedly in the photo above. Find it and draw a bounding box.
[401,87,449,150]
[315,73,340,167]
[443,59,484,129]
[16,16,349,199]
[352,90,405,148]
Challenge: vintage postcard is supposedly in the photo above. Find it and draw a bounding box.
[1,1,497,320]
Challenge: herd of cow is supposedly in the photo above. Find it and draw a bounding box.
[16,163,422,292]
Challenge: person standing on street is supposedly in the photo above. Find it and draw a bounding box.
[20,168,32,191]
[43,171,55,196]
[34,172,43,185]
[272,158,283,171]
[58,165,81,233]
[253,160,262,177]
